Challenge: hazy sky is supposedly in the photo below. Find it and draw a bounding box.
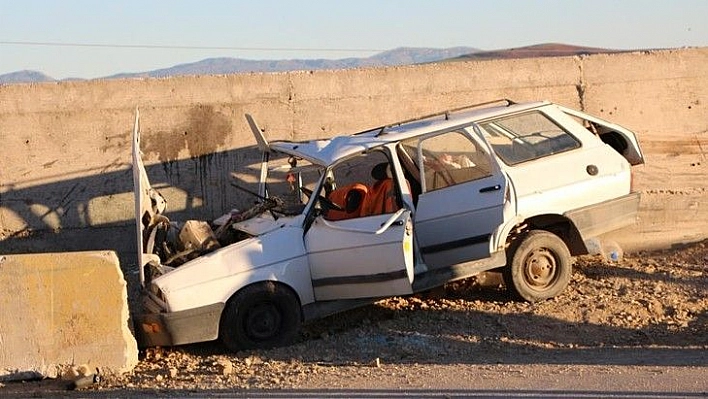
[1,0,706,79]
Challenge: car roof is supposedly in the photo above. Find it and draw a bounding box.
[269,100,549,166]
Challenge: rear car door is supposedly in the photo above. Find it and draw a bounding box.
[477,106,638,220]
[403,127,508,268]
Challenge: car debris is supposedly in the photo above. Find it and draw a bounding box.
[132,99,644,351]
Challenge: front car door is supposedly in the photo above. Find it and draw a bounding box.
[402,127,508,268]
[304,150,414,301]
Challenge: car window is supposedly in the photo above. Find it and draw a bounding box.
[319,150,403,219]
[478,111,580,165]
[402,130,493,192]
[265,153,323,213]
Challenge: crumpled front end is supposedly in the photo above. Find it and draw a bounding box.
[134,294,225,348]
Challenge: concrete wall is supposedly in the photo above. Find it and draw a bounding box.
[1,48,707,265]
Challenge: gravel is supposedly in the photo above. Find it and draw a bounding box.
[4,239,707,394]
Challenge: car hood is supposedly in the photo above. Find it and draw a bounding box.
[150,225,308,311]
[132,109,167,285]
[132,109,150,274]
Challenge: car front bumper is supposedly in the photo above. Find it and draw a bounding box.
[134,299,225,348]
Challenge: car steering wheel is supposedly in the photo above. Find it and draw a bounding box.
[300,187,344,211]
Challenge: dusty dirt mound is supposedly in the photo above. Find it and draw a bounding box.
[96,240,707,391]
[5,240,707,394]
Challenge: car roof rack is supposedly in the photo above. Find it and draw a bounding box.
[366,98,516,137]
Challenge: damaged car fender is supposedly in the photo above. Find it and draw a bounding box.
[150,226,315,314]
[138,226,314,348]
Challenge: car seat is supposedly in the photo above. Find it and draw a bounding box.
[325,183,368,220]
[363,163,399,216]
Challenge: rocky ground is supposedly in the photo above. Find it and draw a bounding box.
[3,240,707,395]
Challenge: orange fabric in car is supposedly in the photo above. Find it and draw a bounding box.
[362,178,398,216]
[325,183,369,220]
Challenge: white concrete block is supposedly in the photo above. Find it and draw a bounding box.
[0,251,138,381]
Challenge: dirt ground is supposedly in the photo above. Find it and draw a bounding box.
[3,240,707,396]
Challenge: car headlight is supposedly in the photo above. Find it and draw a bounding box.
[147,283,169,310]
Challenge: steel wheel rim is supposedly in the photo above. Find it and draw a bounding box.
[523,248,558,289]
[245,302,282,340]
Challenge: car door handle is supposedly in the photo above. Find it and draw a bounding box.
[479,185,501,193]
[381,220,404,228]
[374,209,407,234]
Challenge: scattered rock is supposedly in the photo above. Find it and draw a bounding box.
[215,359,233,376]
[60,367,81,381]
[244,355,262,368]
[70,373,100,390]
[88,239,707,392]
[648,299,665,317]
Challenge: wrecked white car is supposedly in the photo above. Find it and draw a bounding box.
[133,99,644,351]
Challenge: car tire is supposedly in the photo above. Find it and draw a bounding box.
[219,281,302,352]
[504,230,572,302]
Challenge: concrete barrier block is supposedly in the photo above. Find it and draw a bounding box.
[0,251,138,381]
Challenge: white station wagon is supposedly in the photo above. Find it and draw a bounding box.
[133,99,644,351]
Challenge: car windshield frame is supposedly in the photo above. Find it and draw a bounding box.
[257,150,326,217]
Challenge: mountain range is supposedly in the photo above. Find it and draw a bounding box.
[0,43,623,84]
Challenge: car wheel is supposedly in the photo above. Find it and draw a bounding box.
[219,282,302,352]
[504,230,572,302]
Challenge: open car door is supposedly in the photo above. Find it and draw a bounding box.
[305,209,414,301]
[407,127,508,268]
[303,150,415,301]
[558,105,644,165]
